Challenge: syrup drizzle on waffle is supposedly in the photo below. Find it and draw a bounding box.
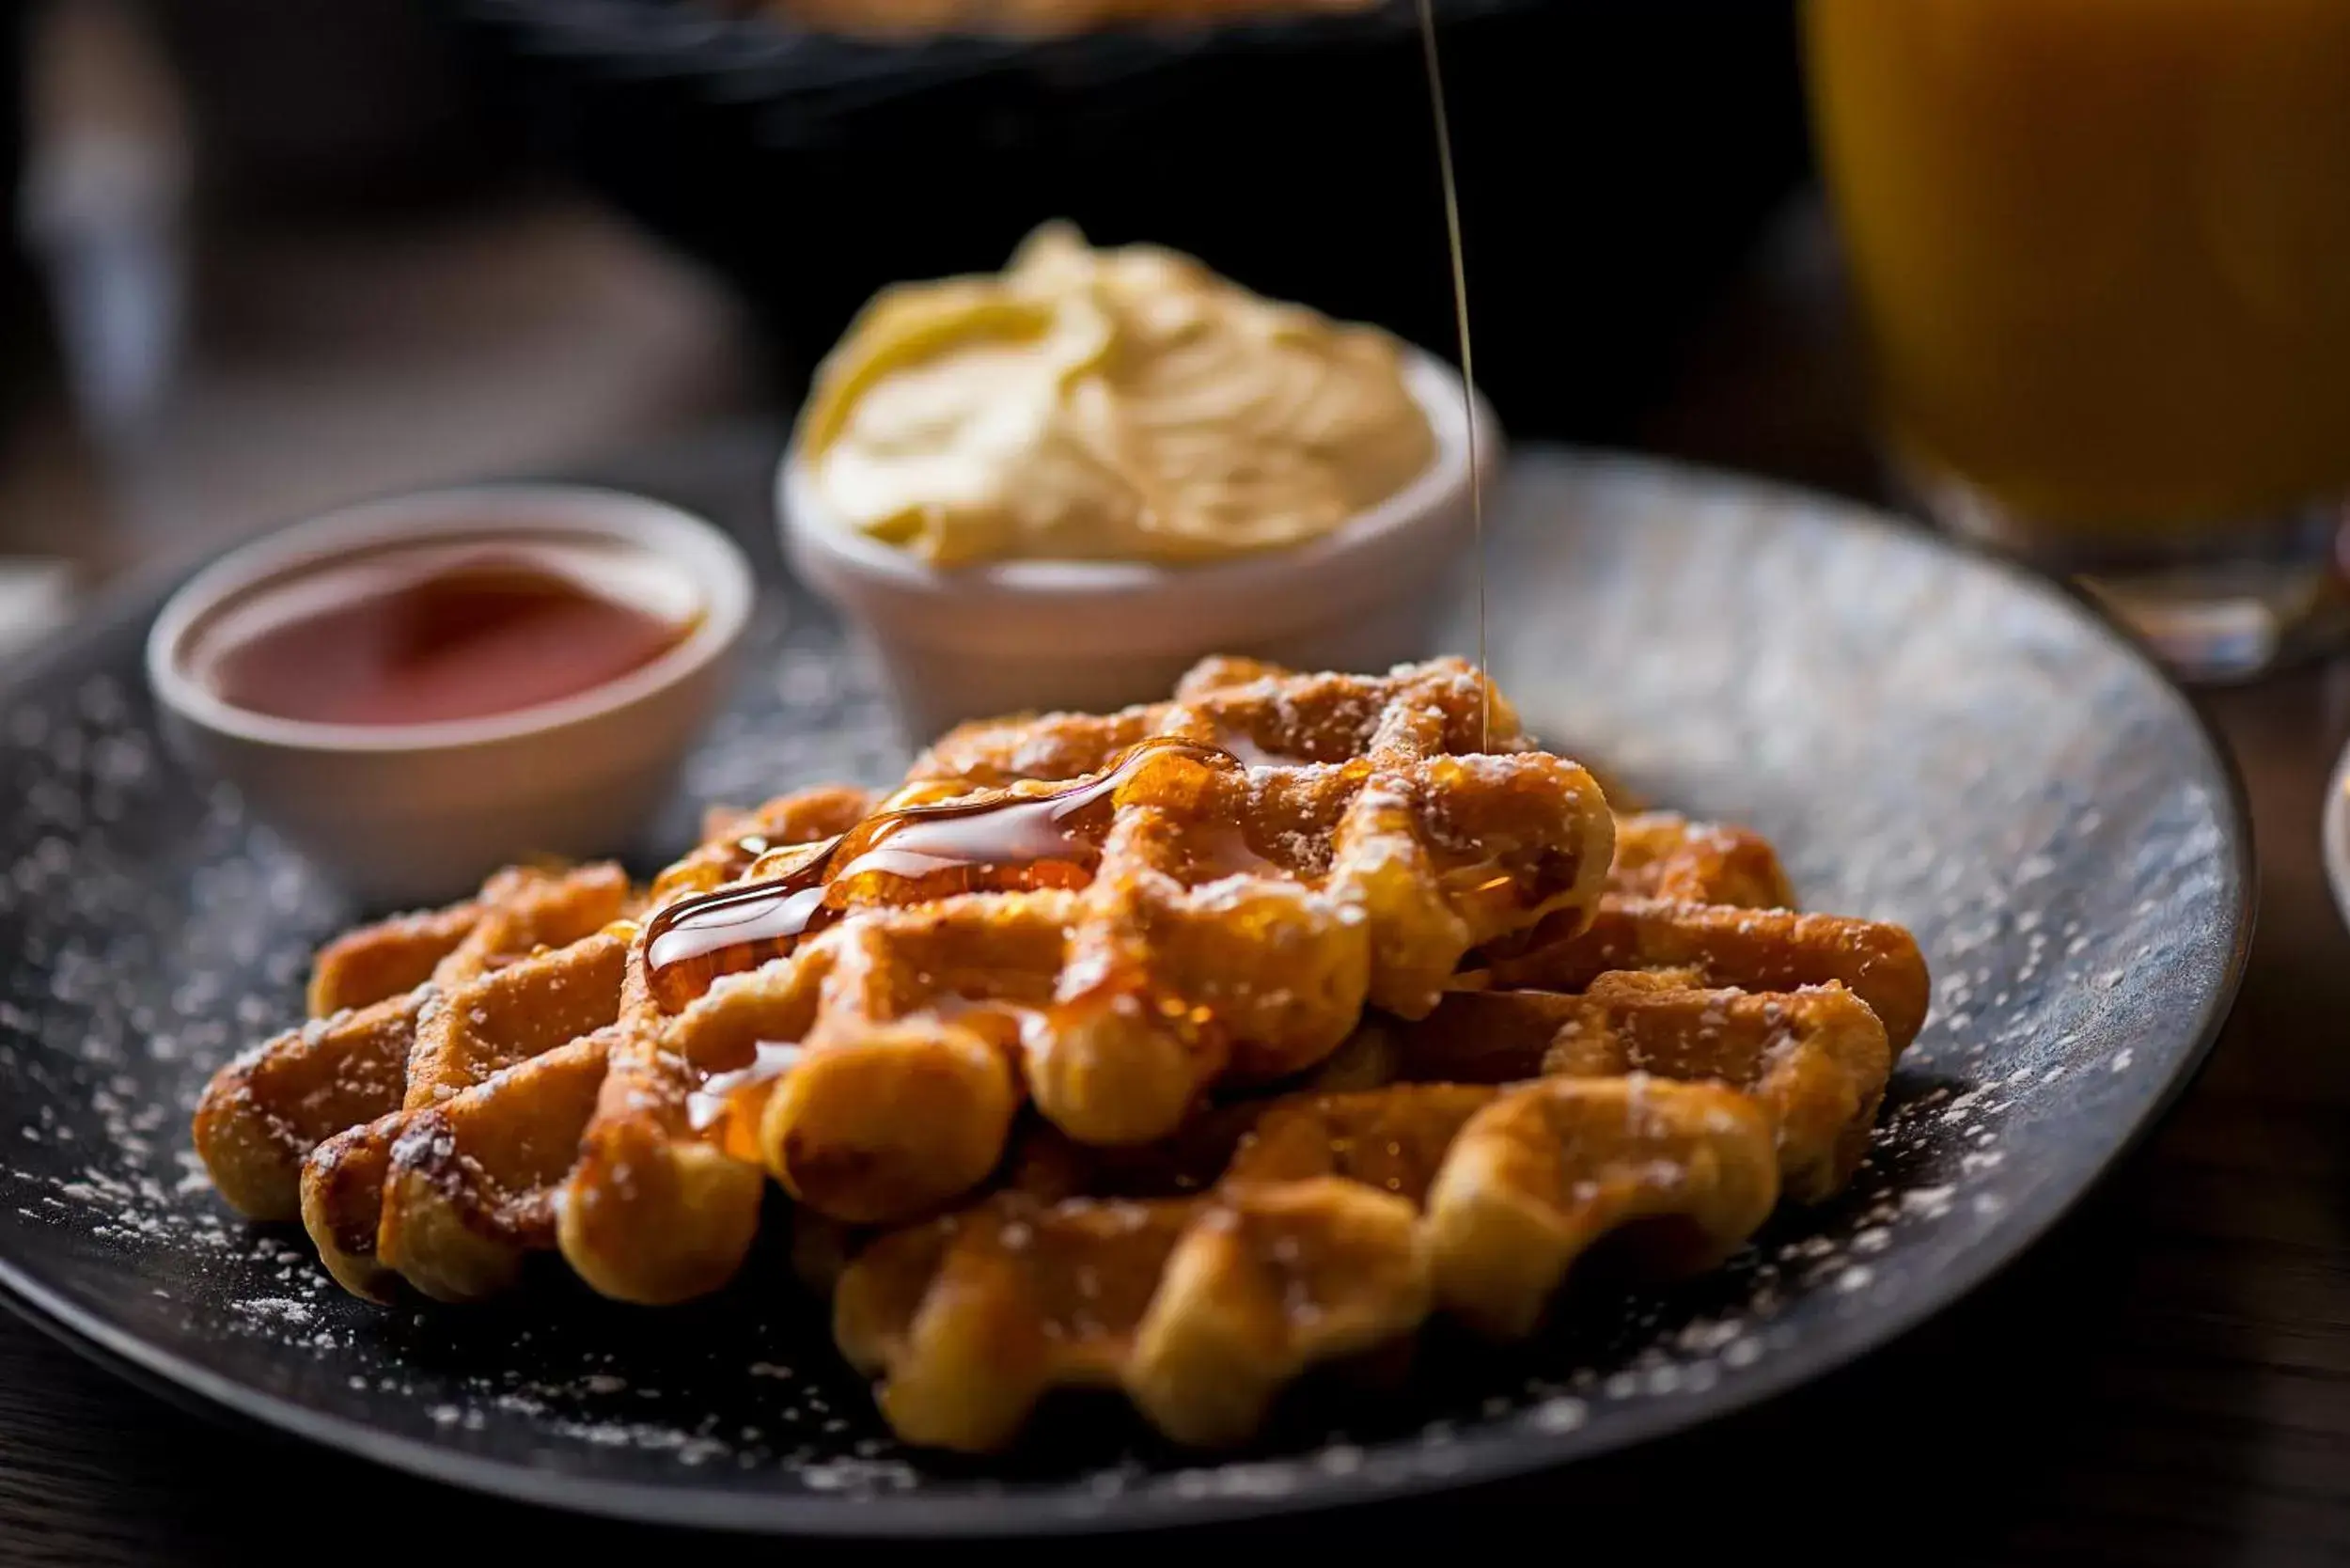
[686,1041,803,1153]
[643,738,1240,1011]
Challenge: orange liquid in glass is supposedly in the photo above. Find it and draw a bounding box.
[1808,0,2350,534]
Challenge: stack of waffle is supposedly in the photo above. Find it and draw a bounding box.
[194,656,1927,1451]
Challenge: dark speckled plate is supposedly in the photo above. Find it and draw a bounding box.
[0,448,2251,1534]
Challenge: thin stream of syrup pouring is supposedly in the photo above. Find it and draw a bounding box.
[1417,0,1487,752]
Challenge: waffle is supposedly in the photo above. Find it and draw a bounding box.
[559,786,878,1304]
[836,1075,1778,1450]
[1360,810,1932,1201]
[1465,812,1929,1049]
[188,656,1931,1455]
[196,861,634,1301]
[192,864,627,1232]
[190,789,872,1304]
[193,658,1610,1294]
[831,810,1927,1449]
[646,656,1614,1227]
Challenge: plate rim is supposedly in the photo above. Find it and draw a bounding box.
[2323,737,2350,937]
[0,449,2258,1536]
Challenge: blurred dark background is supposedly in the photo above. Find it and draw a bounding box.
[0,0,1828,642]
[447,0,1808,427]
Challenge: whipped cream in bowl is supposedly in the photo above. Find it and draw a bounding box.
[780,224,1499,742]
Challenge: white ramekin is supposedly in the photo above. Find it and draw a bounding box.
[146,485,755,908]
[779,349,1502,742]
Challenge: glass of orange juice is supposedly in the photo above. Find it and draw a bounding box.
[1805,0,2350,680]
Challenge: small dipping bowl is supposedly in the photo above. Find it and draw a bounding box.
[780,348,1501,742]
[146,485,754,907]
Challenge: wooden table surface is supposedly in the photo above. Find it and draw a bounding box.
[4,209,2347,1567]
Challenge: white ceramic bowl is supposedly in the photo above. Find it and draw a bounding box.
[146,485,755,908]
[779,348,1501,743]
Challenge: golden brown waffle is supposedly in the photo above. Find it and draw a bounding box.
[196,657,1611,1300]
[1342,974,1892,1202]
[1474,811,1931,1056]
[193,863,628,1231]
[306,931,632,1302]
[196,862,633,1299]
[190,789,872,1304]
[1606,811,1794,909]
[644,657,1613,1229]
[189,659,1930,1457]
[835,1075,1778,1450]
[556,784,884,1305]
[1359,810,1929,1201]
[821,808,1928,1450]
[912,655,1527,786]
